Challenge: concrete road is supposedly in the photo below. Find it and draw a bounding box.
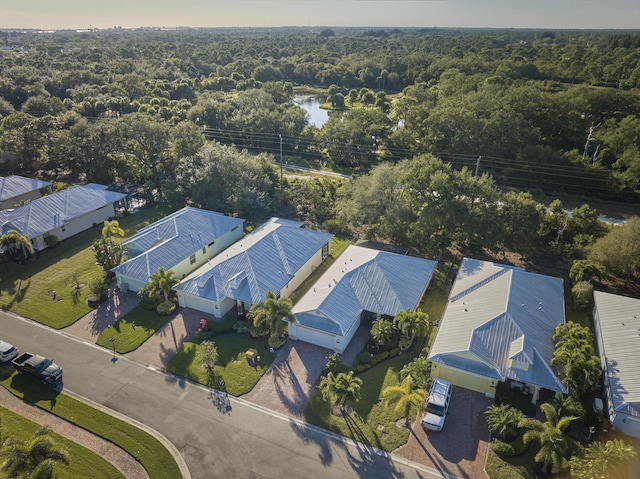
[1,311,448,479]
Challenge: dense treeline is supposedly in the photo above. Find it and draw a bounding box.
[0,27,639,202]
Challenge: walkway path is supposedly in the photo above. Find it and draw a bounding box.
[0,385,149,479]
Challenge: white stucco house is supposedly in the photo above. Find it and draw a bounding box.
[593,291,640,438]
[112,207,245,293]
[289,245,437,353]
[0,184,127,251]
[0,175,52,210]
[174,218,333,318]
[428,258,567,403]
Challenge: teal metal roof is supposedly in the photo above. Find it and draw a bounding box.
[112,207,244,283]
[0,185,126,238]
[175,218,333,305]
[292,245,436,336]
[0,175,51,203]
[428,258,567,393]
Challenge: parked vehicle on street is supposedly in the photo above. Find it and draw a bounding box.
[12,352,62,384]
[0,340,19,363]
[421,378,452,431]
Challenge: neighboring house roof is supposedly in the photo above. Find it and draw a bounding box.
[0,175,51,203]
[292,245,436,336]
[594,291,640,418]
[0,185,127,238]
[112,207,245,283]
[175,218,333,305]
[428,258,567,393]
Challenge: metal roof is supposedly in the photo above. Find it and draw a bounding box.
[175,218,333,305]
[594,291,640,418]
[0,175,51,203]
[292,245,436,336]
[428,258,566,393]
[112,207,245,282]
[0,185,127,238]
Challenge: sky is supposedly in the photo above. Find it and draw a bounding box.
[2,0,640,31]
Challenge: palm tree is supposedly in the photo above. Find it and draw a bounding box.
[569,439,637,479]
[249,290,295,339]
[319,371,363,415]
[0,426,69,479]
[101,219,125,238]
[0,229,33,261]
[370,318,395,346]
[381,375,427,426]
[518,402,580,474]
[392,310,430,342]
[484,404,525,442]
[147,266,178,306]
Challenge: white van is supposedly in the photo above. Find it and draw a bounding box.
[421,378,452,431]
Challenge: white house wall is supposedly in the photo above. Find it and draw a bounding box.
[117,276,146,293]
[40,205,116,246]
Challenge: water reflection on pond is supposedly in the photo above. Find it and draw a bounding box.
[293,94,329,128]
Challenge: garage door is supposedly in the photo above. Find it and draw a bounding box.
[294,325,335,350]
[181,294,216,315]
[435,365,492,395]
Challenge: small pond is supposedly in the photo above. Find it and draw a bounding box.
[293,94,329,129]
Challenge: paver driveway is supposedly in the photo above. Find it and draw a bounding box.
[396,386,492,479]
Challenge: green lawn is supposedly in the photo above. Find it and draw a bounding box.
[485,447,538,479]
[0,368,181,479]
[167,333,275,396]
[305,344,425,452]
[0,207,166,329]
[0,405,125,479]
[96,305,175,353]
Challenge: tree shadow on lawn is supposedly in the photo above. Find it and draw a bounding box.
[289,416,405,479]
[0,278,30,309]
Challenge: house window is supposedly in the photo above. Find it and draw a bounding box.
[322,242,329,259]
[190,254,196,264]
[202,247,206,255]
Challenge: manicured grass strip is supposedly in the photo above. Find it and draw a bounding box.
[0,371,182,479]
[0,206,165,329]
[168,334,275,396]
[0,405,125,479]
[96,306,173,353]
[304,347,423,452]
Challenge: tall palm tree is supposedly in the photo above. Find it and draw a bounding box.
[519,402,580,474]
[569,439,637,479]
[0,426,69,479]
[249,290,295,339]
[392,310,430,342]
[147,266,178,305]
[484,404,525,442]
[319,371,363,414]
[381,375,427,426]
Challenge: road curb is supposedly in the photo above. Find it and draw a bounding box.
[64,388,192,479]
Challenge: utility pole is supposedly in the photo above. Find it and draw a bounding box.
[279,134,283,183]
[474,156,481,177]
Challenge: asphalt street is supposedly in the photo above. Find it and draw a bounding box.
[0,311,447,479]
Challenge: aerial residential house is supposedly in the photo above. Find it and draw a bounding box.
[289,245,437,353]
[0,184,127,251]
[428,258,567,403]
[0,175,52,210]
[593,291,640,439]
[112,207,245,293]
[174,218,333,318]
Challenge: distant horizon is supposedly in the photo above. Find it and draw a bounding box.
[3,1,640,31]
